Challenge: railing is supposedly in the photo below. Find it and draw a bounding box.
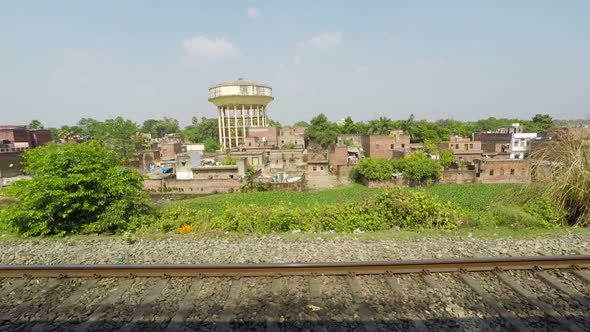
[209,86,272,99]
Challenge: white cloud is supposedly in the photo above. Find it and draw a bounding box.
[299,31,343,49]
[355,65,368,74]
[247,7,259,20]
[183,36,241,61]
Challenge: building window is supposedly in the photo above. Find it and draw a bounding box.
[390,144,394,149]
[283,159,286,163]
[320,166,324,170]
[489,169,494,176]
[229,175,234,179]
[510,169,515,175]
[470,144,474,149]
[401,144,405,148]
[281,140,284,144]
[455,144,459,149]
[500,169,504,176]
[313,166,317,171]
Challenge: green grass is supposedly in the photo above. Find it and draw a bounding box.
[162,182,527,217]
[161,183,379,214]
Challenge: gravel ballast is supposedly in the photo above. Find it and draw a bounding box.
[0,233,588,265]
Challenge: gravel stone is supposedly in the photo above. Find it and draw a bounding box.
[0,233,588,265]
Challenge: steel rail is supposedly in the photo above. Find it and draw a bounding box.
[0,255,588,278]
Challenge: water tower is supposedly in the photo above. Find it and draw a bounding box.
[208,79,274,150]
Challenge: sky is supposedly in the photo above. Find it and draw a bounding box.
[1,1,589,128]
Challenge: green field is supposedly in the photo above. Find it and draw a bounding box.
[159,184,378,214]
[152,183,545,233]
[1,182,570,238]
[161,183,526,217]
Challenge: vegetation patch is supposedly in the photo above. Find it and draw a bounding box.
[0,141,151,237]
[138,188,460,235]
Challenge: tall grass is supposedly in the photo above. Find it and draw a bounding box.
[530,129,590,226]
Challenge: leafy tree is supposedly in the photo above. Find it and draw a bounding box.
[28,120,44,129]
[293,121,310,128]
[268,119,282,130]
[351,158,395,182]
[142,117,180,138]
[57,125,81,140]
[0,141,149,237]
[423,140,438,154]
[183,117,219,143]
[530,114,554,135]
[439,149,455,169]
[95,117,144,164]
[77,118,102,137]
[142,119,159,136]
[340,116,358,134]
[203,138,220,152]
[304,114,340,149]
[401,153,441,186]
[368,117,397,135]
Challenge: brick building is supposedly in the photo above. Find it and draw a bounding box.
[362,130,411,159]
[438,136,483,162]
[278,127,305,148]
[477,158,530,183]
[0,126,52,177]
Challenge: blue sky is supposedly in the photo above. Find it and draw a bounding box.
[1,1,589,127]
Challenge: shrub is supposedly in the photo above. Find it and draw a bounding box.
[529,129,590,226]
[351,158,395,182]
[153,188,461,235]
[401,153,441,186]
[374,189,460,229]
[523,196,564,228]
[0,142,150,237]
[492,207,545,228]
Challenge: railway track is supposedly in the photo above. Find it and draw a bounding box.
[0,255,589,331]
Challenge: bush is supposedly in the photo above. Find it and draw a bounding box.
[351,158,395,182]
[401,153,441,186]
[523,197,565,228]
[148,188,461,235]
[492,207,545,228]
[529,129,590,226]
[0,142,150,237]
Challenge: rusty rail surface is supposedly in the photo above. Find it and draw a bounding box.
[1,255,589,278]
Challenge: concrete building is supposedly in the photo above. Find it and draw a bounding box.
[476,124,537,159]
[208,79,274,150]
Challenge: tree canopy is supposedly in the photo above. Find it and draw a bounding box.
[0,141,149,237]
[304,114,340,149]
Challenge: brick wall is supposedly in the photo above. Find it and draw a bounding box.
[248,127,277,146]
[479,159,530,183]
[143,178,241,194]
[364,134,410,159]
[160,143,183,160]
[337,165,354,183]
[363,178,407,188]
[329,146,349,167]
[0,127,31,146]
[30,129,52,147]
[441,169,477,184]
